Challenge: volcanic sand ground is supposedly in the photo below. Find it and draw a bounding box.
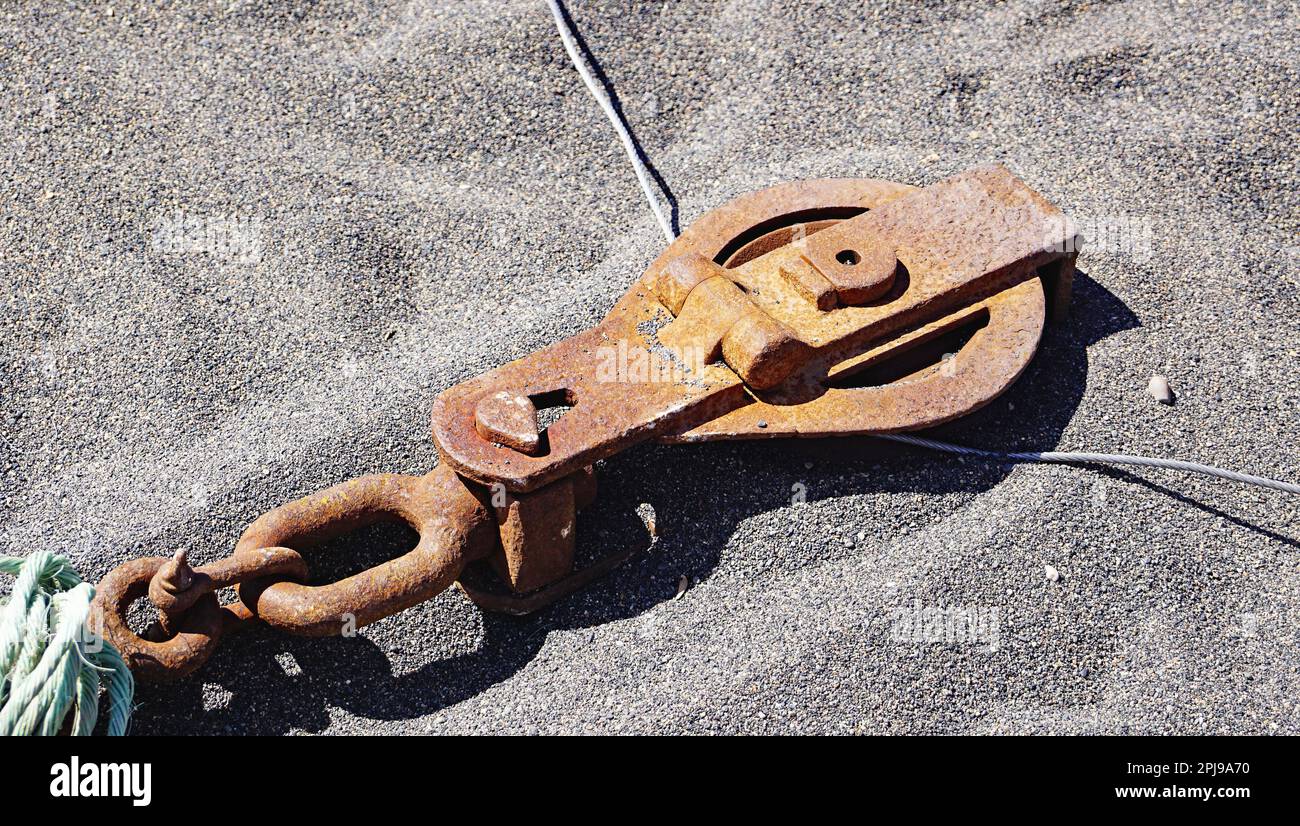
[1,0,1296,733]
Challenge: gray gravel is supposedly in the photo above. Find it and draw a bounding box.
[2,0,1297,735]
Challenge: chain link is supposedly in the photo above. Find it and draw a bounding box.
[89,464,498,680]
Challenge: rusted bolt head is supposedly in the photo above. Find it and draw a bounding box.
[475,391,542,455]
[652,252,725,315]
[804,223,898,304]
[155,549,194,594]
[721,313,808,390]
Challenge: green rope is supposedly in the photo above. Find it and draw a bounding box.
[0,553,134,736]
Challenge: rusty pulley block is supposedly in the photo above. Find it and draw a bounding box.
[90,164,1078,681]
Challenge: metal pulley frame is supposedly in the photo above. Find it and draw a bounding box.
[91,164,1078,681]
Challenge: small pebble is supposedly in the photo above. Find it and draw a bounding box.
[1044,563,1061,582]
[1148,374,1174,405]
[673,575,689,600]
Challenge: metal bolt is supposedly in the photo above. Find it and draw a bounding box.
[474,391,541,455]
[155,548,194,593]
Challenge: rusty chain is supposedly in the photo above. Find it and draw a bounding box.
[91,467,501,681]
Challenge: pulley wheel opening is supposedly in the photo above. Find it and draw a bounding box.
[716,206,867,268]
[828,309,992,389]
